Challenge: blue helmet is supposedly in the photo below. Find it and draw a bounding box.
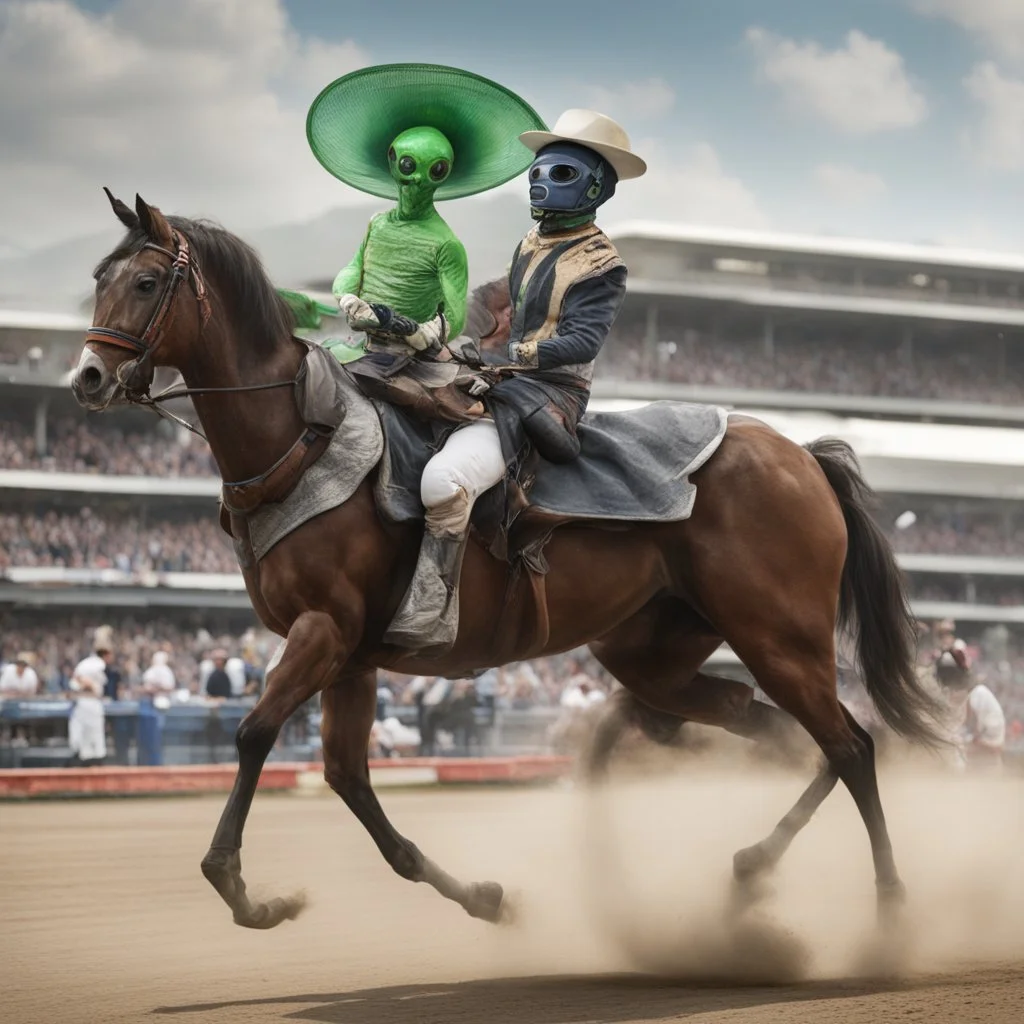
[527,141,618,217]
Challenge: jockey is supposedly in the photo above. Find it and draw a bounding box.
[304,64,544,386]
[385,109,647,650]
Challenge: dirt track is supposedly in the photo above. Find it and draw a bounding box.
[3,769,1024,1023]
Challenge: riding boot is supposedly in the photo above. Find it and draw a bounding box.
[384,527,469,652]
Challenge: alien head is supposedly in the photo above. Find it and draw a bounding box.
[388,126,454,207]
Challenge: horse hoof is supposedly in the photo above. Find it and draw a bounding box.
[732,843,772,881]
[877,880,906,930]
[465,881,505,924]
[234,893,307,930]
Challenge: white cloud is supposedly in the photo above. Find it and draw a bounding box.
[913,1,1024,61]
[0,0,370,249]
[963,62,1024,170]
[745,27,927,133]
[606,140,769,230]
[582,77,675,121]
[813,163,888,203]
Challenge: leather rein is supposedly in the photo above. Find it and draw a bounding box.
[84,230,326,516]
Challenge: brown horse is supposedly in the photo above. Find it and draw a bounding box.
[72,193,942,934]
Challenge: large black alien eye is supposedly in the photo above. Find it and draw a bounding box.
[398,155,416,175]
[549,164,579,183]
[388,146,396,162]
[529,167,541,180]
[136,275,157,295]
[429,159,450,181]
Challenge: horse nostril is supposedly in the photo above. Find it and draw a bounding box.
[80,365,103,393]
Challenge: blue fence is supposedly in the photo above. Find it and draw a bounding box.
[0,698,561,768]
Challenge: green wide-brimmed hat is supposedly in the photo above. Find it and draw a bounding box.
[307,63,547,201]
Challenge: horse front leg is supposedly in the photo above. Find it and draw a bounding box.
[321,669,508,923]
[200,610,347,929]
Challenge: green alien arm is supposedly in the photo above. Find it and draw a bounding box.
[332,230,368,300]
[437,236,468,339]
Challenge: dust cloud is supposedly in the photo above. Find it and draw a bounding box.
[433,741,1024,986]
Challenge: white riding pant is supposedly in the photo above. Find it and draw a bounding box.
[420,418,505,533]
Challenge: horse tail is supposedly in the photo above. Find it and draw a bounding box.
[806,437,945,748]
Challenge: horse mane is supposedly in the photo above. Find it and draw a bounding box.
[93,216,294,354]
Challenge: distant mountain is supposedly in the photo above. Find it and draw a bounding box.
[0,194,532,314]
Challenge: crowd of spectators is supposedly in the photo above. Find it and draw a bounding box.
[0,508,236,574]
[0,618,275,697]
[5,612,1024,760]
[0,613,614,708]
[0,417,216,477]
[879,496,1024,559]
[599,328,1024,403]
[1,613,615,759]
[4,500,1024,581]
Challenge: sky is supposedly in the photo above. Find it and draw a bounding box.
[2,0,1024,255]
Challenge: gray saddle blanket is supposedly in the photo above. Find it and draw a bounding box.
[238,364,727,563]
[375,399,728,524]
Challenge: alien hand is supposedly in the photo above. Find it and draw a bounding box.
[337,293,380,331]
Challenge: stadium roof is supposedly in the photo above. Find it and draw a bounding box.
[605,221,1024,275]
[0,309,89,331]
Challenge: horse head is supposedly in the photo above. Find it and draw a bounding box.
[72,191,214,411]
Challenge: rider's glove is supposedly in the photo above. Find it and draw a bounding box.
[508,339,539,367]
[337,293,380,331]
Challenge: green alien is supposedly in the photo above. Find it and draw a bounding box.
[303,63,546,366]
[331,125,466,353]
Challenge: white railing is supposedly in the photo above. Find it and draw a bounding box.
[2,567,244,589]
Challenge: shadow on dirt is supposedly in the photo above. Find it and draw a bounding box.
[151,969,980,1023]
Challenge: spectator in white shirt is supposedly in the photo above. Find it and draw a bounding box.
[935,646,1006,772]
[560,673,607,710]
[0,652,40,696]
[141,650,176,697]
[69,647,109,766]
[225,656,246,697]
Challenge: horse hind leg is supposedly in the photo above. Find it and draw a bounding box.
[732,764,838,885]
[735,636,905,924]
[321,669,509,924]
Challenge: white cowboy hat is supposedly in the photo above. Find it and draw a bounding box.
[519,109,647,180]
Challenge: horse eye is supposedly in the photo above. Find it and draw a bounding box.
[398,155,416,175]
[429,159,450,181]
[136,276,157,295]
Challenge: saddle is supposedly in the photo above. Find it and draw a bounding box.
[372,392,729,560]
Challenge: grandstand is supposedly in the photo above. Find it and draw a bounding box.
[3,224,1024,743]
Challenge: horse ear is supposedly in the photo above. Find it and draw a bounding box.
[134,194,174,247]
[104,187,138,230]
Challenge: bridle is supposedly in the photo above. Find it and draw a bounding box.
[84,229,325,514]
[84,230,296,441]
